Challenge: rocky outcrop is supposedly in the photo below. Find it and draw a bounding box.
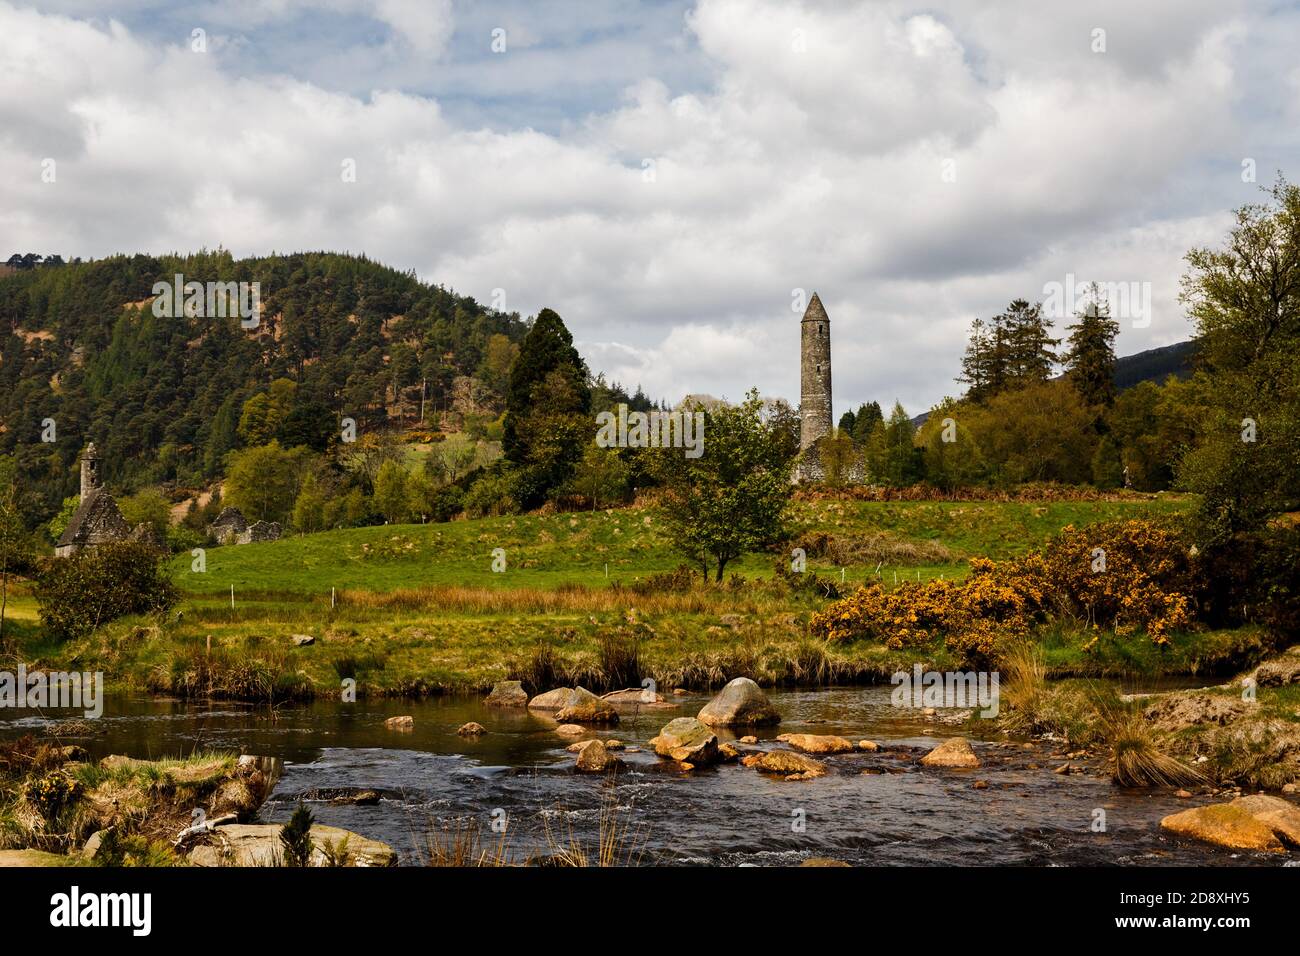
[650,717,721,766]
[484,680,529,707]
[919,737,981,769]
[574,739,623,773]
[777,733,855,755]
[1159,803,1285,853]
[697,677,781,727]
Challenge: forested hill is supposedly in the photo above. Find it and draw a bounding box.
[0,251,529,517]
[1112,339,1197,390]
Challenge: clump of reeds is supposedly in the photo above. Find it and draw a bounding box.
[998,640,1048,734]
[1103,706,1204,788]
[539,795,646,867]
[421,817,510,867]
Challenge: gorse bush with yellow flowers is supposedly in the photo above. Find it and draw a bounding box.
[811,519,1200,663]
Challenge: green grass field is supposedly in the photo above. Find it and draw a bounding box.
[18,493,1254,701]
[170,496,1192,598]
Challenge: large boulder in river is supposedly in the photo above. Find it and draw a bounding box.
[528,687,579,710]
[484,680,529,707]
[574,739,623,773]
[919,737,981,769]
[743,750,826,780]
[778,733,856,755]
[1231,794,1300,846]
[697,677,780,727]
[554,686,619,724]
[1159,803,1285,853]
[650,717,721,766]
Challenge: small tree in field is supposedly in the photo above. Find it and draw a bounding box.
[652,390,793,582]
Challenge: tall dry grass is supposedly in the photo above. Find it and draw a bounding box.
[336,584,735,616]
[1101,705,1205,788]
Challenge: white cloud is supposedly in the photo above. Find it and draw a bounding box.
[0,0,1294,414]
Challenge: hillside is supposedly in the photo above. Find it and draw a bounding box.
[0,251,530,519]
[1112,339,1198,390]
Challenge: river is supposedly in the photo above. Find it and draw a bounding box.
[3,685,1278,866]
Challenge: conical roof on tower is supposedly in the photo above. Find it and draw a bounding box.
[801,292,828,323]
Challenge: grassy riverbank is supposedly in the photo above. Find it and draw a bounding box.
[10,495,1271,700]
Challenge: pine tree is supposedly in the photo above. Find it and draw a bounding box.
[850,401,883,444]
[958,317,994,401]
[1001,299,1059,384]
[502,308,590,465]
[1064,287,1120,407]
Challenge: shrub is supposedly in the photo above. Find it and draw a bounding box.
[1250,526,1300,637]
[811,518,1201,663]
[1029,520,1195,645]
[463,471,520,518]
[279,803,314,867]
[36,542,178,642]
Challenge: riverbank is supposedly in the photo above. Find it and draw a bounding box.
[9,584,1269,700]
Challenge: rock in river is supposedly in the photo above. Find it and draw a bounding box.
[777,733,855,755]
[384,716,414,731]
[919,737,981,769]
[1230,794,1300,847]
[457,722,487,736]
[484,680,529,707]
[1159,803,1285,853]
[574,739,623,773]
[697,677,780,727]
[555,686,619,724]
[650,717,721,766]
[530,686,619,723]
[742,750,826,780]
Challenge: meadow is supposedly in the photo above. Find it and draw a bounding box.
[14,493,1260,701]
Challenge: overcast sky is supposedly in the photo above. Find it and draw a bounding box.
[3,0,1297,413]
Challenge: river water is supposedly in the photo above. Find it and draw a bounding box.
[4,686,1287,866]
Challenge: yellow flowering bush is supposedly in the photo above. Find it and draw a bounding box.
[810,519,1199,660]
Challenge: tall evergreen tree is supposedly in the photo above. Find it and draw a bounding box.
[1001,299,1059,384]
[502,308,590,464]
[1064,287,1120,408]
[850,401,883,443]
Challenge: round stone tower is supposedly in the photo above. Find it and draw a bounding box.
[80,442,100,498]
[799,292,832,450]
